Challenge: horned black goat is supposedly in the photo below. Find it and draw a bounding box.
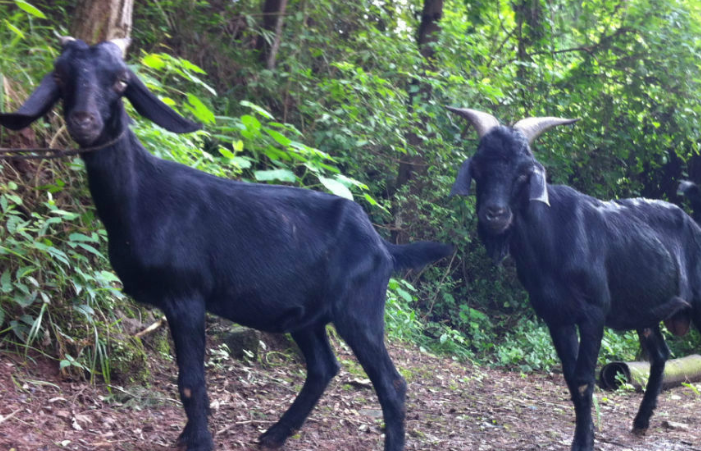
[0,38,453,451]
[678,180,701,224]
[447,107,700,451]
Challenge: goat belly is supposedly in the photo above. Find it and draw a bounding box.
[207,301,330,334]
[604,237,682,330]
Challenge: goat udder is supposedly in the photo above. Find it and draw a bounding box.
[664,311,691,336]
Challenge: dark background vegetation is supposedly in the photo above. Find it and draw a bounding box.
[1,0,700,383]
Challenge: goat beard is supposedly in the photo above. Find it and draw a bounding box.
[477,221,511,265]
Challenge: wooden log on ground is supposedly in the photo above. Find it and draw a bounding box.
[599,354,701,391]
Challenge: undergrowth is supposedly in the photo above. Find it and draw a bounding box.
[3,1,698,384]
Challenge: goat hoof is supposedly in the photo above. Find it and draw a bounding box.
[176,425,214,451]
[570,435,594,451]
[570,443,594,451]
[633,417,650,434]
[632,426,648,436]
[259,427,292,449]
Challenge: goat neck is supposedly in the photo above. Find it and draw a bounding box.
[79,105,153,235]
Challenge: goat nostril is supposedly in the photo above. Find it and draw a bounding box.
[72,112,95,127]
[486,207,506,221]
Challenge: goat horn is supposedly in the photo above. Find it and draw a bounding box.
[59,36,75,46]
[512,117,580,145]
[445,107,500,139]
[108,38,131,58]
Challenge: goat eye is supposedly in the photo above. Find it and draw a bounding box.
[114,79,128,93]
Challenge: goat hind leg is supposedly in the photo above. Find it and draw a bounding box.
[633,326,669,433]
[335,315,405,451]
[259,325,339,449]
[165,300,213,451]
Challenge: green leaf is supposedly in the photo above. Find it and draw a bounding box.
[6,215,22,234]
[69,233,97,243]
[97,271,121,283]
[185,94,215,124]
[0,271,11,293]
[7,194,22,205]
[396,288,413,302]
[76,243,105,259]
[254,169,296,183]
[14,1,46,18]
[241,114,261,131]
[16,266,36,279]
[180,59,206,74]
[141,54,166,70]
[265,128,292,147]
[231,156,251,169]
[240,100,274,119]
[14,291,37,308]
[319,176,353,200]
[219,148,235,159]
[363,193,379,206]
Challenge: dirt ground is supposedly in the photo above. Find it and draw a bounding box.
[0,333,699,451]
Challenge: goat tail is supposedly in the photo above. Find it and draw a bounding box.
[678,180,701,223]
[384,240,454,272]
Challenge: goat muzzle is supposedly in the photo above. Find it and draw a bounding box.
[480,206,513,234]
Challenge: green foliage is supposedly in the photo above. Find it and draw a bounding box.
[496,319,560,372]
[600,330,640,363]
[3,0,701,377]
[385,277,474,361]
[0,0,381,380]
[384,278,423,342]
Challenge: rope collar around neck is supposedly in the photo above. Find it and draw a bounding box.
[0,130,127,161]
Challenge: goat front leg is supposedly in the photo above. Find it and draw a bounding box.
[259,325,340,449]
[633,325,670,433]
[165,300,213,451]
[569,320,604,451]
[549,324,578,382]
[549,320,603,451]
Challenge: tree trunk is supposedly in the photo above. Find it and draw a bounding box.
[70,0,133,44]
[256,0,289,69]
[392,0,444,244]
[513,0,543,98]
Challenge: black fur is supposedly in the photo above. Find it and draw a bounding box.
[0,39,453,451]
[678,180,701,224]
[452,125,701,451]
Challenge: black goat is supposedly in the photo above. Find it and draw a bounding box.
[447,107,700,451]
[0,38,453,451]
[678,180,701,224]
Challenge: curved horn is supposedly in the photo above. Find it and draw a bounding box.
[512,117,580,145]
[108,38,131,58]
[446,107,500,139]
[59,36,75,47]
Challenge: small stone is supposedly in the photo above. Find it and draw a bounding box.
[222,326,261,360]
[662,420,690,431]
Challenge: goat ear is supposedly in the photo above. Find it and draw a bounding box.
[450,158,472,197]
[529,162,550,206]
[0,73,59,130]
[124,70,202,133]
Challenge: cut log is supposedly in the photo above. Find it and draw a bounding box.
[599,354,701,391]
